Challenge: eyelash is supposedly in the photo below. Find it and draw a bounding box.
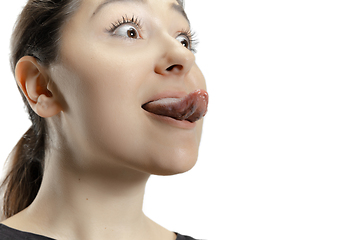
[107,15,143,33]
[106,15,199,53]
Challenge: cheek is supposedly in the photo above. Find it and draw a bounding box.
[54,41,150,161]
[59,35,148,119]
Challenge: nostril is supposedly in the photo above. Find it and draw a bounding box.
[166,64,183,72]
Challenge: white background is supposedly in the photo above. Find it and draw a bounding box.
[1,1,360,239]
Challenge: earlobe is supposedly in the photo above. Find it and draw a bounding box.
[15,56,62,118]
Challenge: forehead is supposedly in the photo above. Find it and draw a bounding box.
[87,0,189,24]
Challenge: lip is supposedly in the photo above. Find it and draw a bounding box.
[143,110,197,129]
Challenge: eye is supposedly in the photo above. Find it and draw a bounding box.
[176,34,190,49]
[175,29,198,53]
[113,24,140,39]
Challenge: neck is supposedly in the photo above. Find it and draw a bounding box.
[21,149,171,240]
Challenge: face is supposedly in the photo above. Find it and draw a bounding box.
[49,0,207,175]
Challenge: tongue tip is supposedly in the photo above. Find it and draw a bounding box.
[184,89,209,122]
[195,89,208,97]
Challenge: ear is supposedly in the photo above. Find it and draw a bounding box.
[15,56,62,118]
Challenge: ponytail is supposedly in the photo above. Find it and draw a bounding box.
[1,101,46,219]
[0,0,79,219]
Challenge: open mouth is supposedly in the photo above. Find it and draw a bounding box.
[141,89,209,123]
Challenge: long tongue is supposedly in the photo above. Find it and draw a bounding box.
[142,89,209,122]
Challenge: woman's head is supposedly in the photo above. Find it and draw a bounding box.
[3,0,206,218]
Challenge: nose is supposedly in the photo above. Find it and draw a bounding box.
[154,36,195,76]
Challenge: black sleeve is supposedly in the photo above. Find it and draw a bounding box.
[0,224,55,240]
[176,232,203,240]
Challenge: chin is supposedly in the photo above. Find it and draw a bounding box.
[145,148,199,176]
[158,158,198,176]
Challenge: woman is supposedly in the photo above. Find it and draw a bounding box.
[0,0,208,239]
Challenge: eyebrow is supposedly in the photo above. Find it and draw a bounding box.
[92,0,189,24]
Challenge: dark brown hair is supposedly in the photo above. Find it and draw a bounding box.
[1,0,80,219]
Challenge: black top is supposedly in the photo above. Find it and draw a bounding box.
[0,224,198,240]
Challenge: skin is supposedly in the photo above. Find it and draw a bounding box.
[1,0,206,240]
